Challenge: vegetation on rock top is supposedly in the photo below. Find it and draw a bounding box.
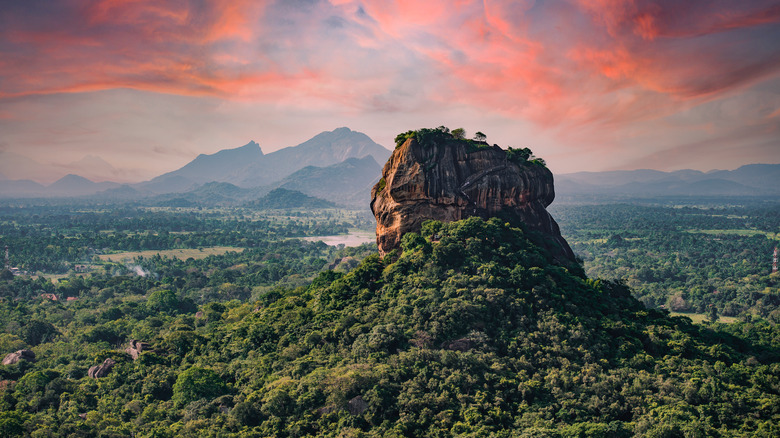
[393,126,546,167]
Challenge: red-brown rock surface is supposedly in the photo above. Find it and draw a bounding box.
[370,136,574,261]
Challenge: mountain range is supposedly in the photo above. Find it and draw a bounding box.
[556,164,780,199]
[0,127,390,206]
[0,127,777,205]
[0,174,122,198]
[140,126,389,193]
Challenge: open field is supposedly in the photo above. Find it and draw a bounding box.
[98,246,244,262]
[40,273,72,283]
[669,312,738,324]
[684,229,779,239]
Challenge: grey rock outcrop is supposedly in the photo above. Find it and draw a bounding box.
[88,358,116,378]
[2,349,36,365]
[347,396,369,415]
[125,340,150,361]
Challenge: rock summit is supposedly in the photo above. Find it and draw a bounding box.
[370,129,574,261]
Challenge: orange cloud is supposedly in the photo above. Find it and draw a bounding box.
[1,0,779,139]
[389,0,780,130]
[0,0,278,100]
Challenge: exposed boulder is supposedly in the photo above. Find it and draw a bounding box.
[445,338,474,352]
[2,349,36,365]
[125,340,150,361]
[371,133,574,261]
[88,358,116,378]
[317,396,369,416]
[346,396,369,415]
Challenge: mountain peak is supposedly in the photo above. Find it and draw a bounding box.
[140,129,391,193]
[235,128,391,188]
[238,140,261,150]
[51,174,95,186]
[213,140,263,156]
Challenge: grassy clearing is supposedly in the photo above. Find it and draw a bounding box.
[684,229,778,239]
[98,246,244,262]
[41,274,72,283]
[669,312,738,324]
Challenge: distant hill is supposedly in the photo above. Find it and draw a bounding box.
[140,141,264,193]
[138,174,200,195]
[557,164,780,198]
[274,156,382,207]
[137,128,391,193]
[245,188,335,209]
[0,174,120,198]
[148,155,380,208]
[151,182,267,207]
[91,185,145,201]
[0,179,47,198]
[706,164,780,189]
[236,127,391,188]
[48,174,121,197]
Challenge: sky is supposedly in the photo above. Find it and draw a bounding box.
[1,0,779,184]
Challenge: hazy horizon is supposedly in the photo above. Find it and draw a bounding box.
[2,127,779,186]
[1,1,779,184]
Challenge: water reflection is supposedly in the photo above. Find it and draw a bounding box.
[304,230,375,247]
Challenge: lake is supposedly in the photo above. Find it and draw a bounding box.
[304,230,375,247]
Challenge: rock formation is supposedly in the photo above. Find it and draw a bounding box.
[2,349,36,365]
[125,340,150,361]
[347,396,369,415]
[88,358,116,378]
[370,134,575,261]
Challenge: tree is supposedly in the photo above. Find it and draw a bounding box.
[506,147,532,163]
[451,128,466,139]
[473,132,486,142]
[172,367,228,407]
[707,305,719,322]
[21,320,59,346]
[0,410,29,437]
[146,289,178,314]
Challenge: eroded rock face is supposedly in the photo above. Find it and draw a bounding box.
[370,137,575,261]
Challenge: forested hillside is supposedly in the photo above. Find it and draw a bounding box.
[2,218,778,437]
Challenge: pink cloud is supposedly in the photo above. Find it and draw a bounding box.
[1,0,778,157]
[0,0,278,99]
[364,0,780,134]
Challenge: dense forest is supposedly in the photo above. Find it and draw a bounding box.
[0,205,357,274]
[1,216,778,437]
[551,203,780,321]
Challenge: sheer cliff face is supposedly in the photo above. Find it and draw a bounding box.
[370,137,575,261]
